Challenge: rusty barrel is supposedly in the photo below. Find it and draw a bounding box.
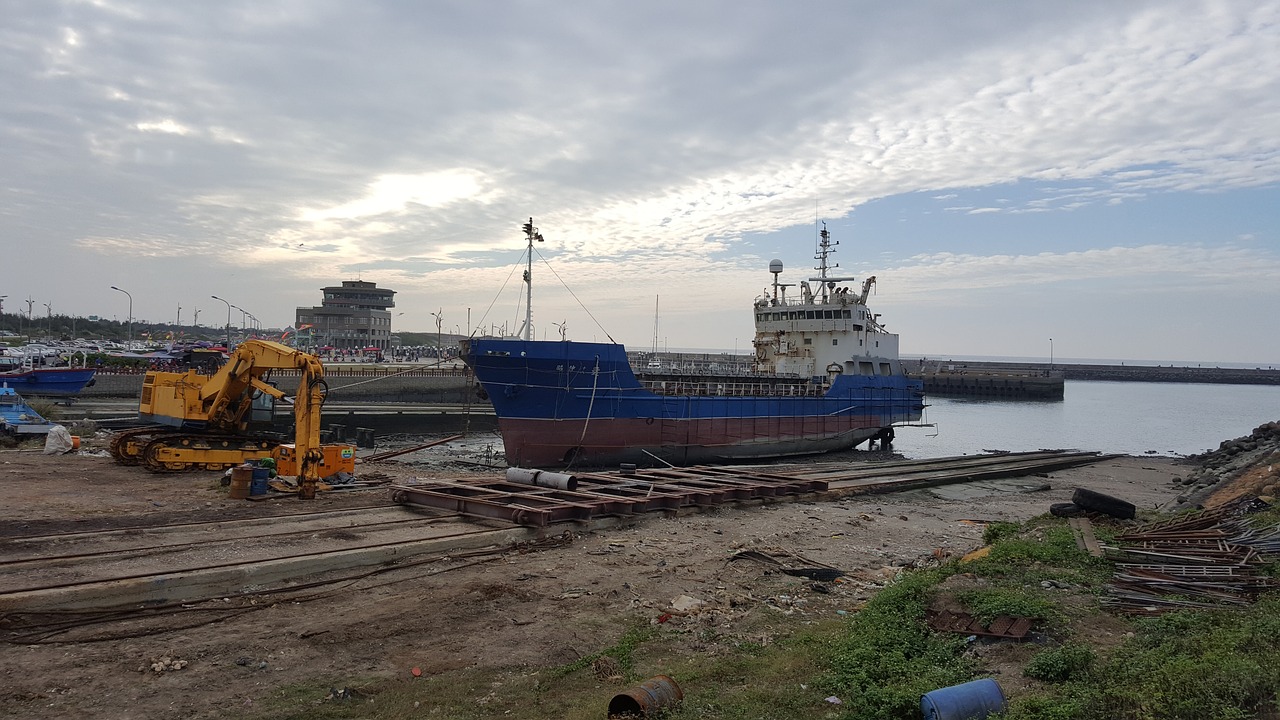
[228,465,252,500]
[608,675,683,718]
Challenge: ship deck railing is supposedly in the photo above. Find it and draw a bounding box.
[639,379,826,398]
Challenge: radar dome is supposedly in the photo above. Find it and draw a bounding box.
[769,259,783,273]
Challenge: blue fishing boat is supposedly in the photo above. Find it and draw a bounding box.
[0,356,97,396]
[463,221,924,468]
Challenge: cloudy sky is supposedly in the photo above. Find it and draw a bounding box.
[2,1,1277,364]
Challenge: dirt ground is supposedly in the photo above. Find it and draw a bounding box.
[0,432,1194,719]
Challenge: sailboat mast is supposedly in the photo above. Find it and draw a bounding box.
[521,217,544,341]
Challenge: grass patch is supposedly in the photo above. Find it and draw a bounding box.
[1023,643,1096,683]
[954,586,1061,626]
[819,568,975,719]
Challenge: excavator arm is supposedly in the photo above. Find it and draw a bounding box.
[197,340,329,497]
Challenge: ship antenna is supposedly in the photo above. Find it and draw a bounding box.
[521,217,544,341]
[815,222,834,303]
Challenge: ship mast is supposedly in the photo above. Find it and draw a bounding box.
[810,221,858,303]
[520,217,544,341]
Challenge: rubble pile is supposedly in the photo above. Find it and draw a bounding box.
[1178,421,1280,508]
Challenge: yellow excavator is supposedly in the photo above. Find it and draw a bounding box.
[109,339,345,499]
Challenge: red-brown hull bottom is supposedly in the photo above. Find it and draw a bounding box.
[497,415,886,468]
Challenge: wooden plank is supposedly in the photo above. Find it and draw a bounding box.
[1069,517,1104,557]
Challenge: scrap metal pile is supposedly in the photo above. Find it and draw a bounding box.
[1101,497,1280,615]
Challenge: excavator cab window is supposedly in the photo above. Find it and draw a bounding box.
[248,384,277,428]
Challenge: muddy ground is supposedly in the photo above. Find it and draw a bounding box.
[0,432,1200,719]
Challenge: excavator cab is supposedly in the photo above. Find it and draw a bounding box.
[248,384,277,428]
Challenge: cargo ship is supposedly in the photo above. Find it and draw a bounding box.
[463,221,924,468]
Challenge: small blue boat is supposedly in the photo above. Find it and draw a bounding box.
[0,386,55,435]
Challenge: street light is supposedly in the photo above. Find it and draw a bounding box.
[211,295,232,349]
[1049,338,1054,369]
[430,309,443,366]
[110,286,133,348]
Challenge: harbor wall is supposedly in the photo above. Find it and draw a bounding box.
[79,360,1280,406]
[82,367,478,402]
[903,360,1280,386]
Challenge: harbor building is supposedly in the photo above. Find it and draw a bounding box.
[295,280,396,351]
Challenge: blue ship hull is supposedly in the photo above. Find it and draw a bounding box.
[464,338,924,468]
[0,367,97,396]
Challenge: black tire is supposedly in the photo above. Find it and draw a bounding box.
[1072,487,1136,519]
[1049,502,1084,518]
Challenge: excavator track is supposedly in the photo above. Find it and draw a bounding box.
[109,426,177,466]
[141,433,278,473]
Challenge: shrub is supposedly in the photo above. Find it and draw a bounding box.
[1024,643,1095,683]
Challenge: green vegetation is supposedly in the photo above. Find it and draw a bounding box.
[820,569,974,717]
[0,310,224,345]
[1023,643,1096,683]
[239,511,1280,720]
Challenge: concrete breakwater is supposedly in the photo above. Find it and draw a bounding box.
[904,359,1280,386]
[82,366,479,403]
[77,360,1280,410]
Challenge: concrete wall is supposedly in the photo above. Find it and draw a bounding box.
[82,369,480,402]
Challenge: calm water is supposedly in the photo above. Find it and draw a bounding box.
[893,381,1280,459]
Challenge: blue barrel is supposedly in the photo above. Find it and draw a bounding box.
[920,678,1006,720]
[250,467,270,496]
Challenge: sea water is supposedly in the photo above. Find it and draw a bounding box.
[894,380,1280,459]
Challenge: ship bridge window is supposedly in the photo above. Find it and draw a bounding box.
[832,339,838,346]
[803,338,812,345]
[858,361,874,375]
[879,362,892,375]
[773,313,783,320]
[842,309,852,319]
[823,310,833,319]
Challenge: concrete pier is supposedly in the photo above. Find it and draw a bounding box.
[903,359,1280,386]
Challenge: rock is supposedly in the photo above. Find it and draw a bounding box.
[671,594,703,612]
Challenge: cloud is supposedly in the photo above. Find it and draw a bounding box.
[298,170,495,222]
[1,1,1277,361]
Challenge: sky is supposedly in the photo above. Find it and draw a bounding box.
[2,1,1278,365]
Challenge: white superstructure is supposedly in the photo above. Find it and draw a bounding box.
[752,224,904,381]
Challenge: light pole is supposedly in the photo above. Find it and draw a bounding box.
[211,295,232,349]
[42,302,51,336]
[227,303,248,342]
[110,286,133,348]
[431,309,443,366]
[0,295,6,314]
[193,308,200,327]
[1049,338,1054,369]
